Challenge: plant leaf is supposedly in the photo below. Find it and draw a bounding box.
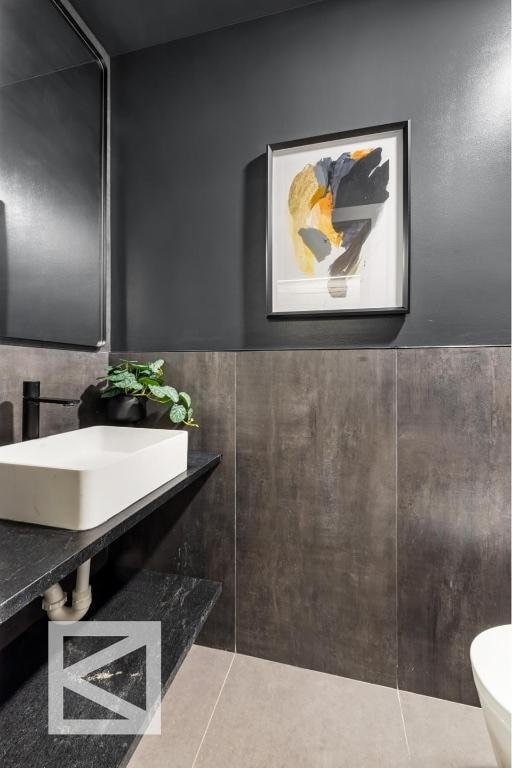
[149,359,165,374]
[108,372,142,391]
[187,407,193,420]
[108,371,133,381]
[179,391,191,409]
[139,376,161,387]
[169,403,187,423]
[148,384,179,403]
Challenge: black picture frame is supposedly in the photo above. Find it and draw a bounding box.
[266,120,410,318]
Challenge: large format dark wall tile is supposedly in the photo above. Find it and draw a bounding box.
[109,351,236,650]
[0,344,108,444]
[236,350,397,685]
[0,343,108,649]
[397,347,511,705]
[96,345,509,702]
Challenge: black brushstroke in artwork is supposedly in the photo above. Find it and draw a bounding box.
[334,148,389,207]
[329,219,371,288]
[319,147,389,295]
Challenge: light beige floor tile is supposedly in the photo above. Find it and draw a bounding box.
[399,689,496,768]
[194,653,409,768]
[128,644,234,768]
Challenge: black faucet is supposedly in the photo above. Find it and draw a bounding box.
[22,381,81,441]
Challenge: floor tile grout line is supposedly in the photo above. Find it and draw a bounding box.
[396,687,412,759]
[190,652,236,768]
[395,350,411,761]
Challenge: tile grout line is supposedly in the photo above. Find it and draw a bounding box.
[396,687,411,759]
[395,348,399,693]
[190,652,236,768]
[395,350,411,760]
[234,353,237,652]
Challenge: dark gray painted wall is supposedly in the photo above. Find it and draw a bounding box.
[111,0,510,350]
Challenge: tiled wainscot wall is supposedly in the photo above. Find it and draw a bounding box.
[0,343,109,651]
[0,344,109,445]
[110,347,508,704]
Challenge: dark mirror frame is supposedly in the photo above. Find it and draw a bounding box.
[52,0,108,348]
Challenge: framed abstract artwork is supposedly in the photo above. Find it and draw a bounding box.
[266,121,410,316]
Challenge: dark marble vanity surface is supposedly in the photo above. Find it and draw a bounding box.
[0,451,221,624]
[0,568,221,768]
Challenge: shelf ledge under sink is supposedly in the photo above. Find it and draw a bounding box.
[0,451,221,625]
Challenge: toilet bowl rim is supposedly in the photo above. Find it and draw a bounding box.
[470,624,512,717]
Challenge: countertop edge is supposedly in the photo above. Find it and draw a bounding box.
[0,451,222,624]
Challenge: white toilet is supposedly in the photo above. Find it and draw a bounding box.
[470,625,512,768]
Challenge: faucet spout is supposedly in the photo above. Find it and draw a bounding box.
[22,381,81,441]
[24,396,81,406]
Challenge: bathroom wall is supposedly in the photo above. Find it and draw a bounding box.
[108,352,236,651]
[110,0,511,351]
[111,346,511,705]
[106,0,511,707]
[236,349,397,686]
[0,342,109,650]
[397,347,511,703]
[0,344,108,446]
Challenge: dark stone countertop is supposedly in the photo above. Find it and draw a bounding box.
[0,451,221,624]
[0,568,221,768]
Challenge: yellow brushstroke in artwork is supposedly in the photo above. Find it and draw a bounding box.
[350,147,373,160]
[309,184,327,209]
[288,164,319,275]
[311,191,342,247]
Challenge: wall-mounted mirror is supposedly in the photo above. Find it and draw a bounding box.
[0,0,106,347]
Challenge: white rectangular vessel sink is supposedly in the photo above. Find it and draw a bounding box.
[0,426,188,530]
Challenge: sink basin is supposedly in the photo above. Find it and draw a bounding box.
[0,426,188,530]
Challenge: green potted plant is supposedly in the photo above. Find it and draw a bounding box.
[100,359,198,427]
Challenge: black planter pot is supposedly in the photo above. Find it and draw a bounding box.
[106,395,147,424]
